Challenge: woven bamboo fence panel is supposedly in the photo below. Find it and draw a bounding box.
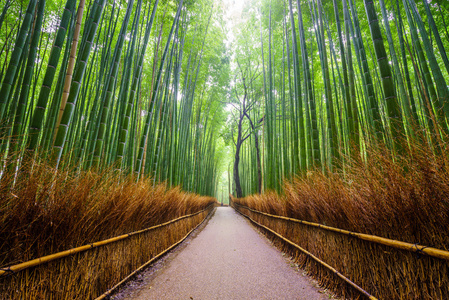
[232,201,448,299]
[0,205,214,299]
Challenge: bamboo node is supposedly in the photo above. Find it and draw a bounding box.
[0,267,15,277]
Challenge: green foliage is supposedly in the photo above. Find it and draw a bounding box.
[0,0,231,197]
[227,0,449,196]
[1,0,449,198]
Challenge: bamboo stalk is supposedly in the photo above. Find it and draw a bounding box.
[52,0,86,145]
[27,0,76,151]
[0,0,37,121]
[52,0,107,166]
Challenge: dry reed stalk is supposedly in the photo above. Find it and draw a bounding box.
[0,156,216,299]
[0,209,212,299]
[231,138,449,299]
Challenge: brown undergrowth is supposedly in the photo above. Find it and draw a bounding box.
[232,139,449,299]
[0,156,216,299]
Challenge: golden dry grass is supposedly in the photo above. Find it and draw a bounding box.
[233,138,449,299]
[0,156,216,299]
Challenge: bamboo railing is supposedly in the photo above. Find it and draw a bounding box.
[232,202,378,299]
[232,202,449,261]
[95,204,214,299]
[0,204,214,277]
[232,201,449,299]
[0,204,215,299]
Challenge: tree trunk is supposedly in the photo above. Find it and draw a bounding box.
[233,114,243,198]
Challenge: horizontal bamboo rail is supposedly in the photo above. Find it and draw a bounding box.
[0,204,214,277]
[233,202,449,261]
[95,206,214,299]
[233,203,377,300]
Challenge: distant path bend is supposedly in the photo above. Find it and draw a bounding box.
[114,207,330,299]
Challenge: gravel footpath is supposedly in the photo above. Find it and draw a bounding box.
[112,207,332,299]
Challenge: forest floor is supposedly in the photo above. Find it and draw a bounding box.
[111,207,336,299]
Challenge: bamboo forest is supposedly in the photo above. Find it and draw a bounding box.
[1,0,449,298]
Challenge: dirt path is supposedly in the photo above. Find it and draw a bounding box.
[112,207,331,299]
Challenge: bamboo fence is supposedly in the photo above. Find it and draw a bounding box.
[0,204,215,299]
[232,201,449,299]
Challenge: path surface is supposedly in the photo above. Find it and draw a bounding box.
[113,207,330,299]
